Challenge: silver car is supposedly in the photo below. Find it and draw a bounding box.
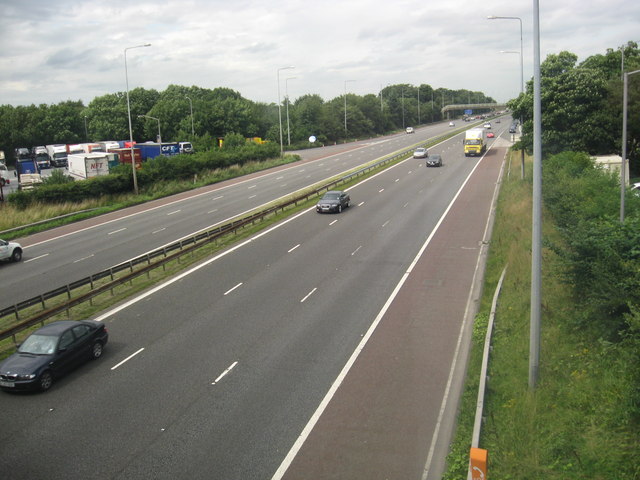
[413,147,428,159]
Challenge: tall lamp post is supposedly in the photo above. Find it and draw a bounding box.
[285,76,296,146]
[344,79,355,135]
[621,69,640,222]
[83,116,88,141]
[185,95,194,137]
[489,15,525,179]
[138,114,161,144]
[277,66,295,156]
[125,43,151,195]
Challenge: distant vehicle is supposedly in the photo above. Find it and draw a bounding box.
[18,173,44,190]
[0,239,22,262]
[632,183,640,196]
[179,141,194,154]
[46,144,69,167]
[495,119,501,123]
[316,190,351,213]
[449,122,455,127]
[464,128,487,157]
[34,152,51,169]
[0,163,11,186]
[483,123,491,129]
[405,127,414,134]
[509,124,517,133]
[67,153,110,180]
[487,132,495,138]
[413,147,428,159]
[0,320,108,392]
[136,142,181,161]
[14,147,31,161]
[426,154,443,167]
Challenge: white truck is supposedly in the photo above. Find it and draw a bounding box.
[464,128,487,157]
[67,152,110,180]
[46,144,69,167]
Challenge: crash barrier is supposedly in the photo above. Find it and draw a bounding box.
[0,134,464,343]
[467,266,507,480]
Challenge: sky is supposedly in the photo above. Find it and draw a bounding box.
[0,0,638,108]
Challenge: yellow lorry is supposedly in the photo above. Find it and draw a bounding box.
[464,128,487,157]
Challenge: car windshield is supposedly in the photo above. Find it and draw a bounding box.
[322,192,340,200]
[18,334,58,355]
[465,139,481,145]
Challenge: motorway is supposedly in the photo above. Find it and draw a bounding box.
[3,122,455,308]
[0,121,509,479]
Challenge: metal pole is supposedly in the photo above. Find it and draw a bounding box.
[530,0,542,389]
[417,86,421,125]
[124,43,151,195]
[402,88,405,129]
[344,79,355,135]
[621,69,640,222]
[277,66,294,156]
[83,116,88,141]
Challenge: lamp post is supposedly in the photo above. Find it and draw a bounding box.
[417,86,421,125]
[138,114,161,144]
[344,79,355,135]
[489,15,525,179]
[621,68,640,222]
[125,43,151,195]
[401,87,405,129]
[83,116,88,141]
[277,66,295,156]
[285,76,296,146]
[185,95,194,137]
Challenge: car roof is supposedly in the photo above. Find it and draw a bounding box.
[32,320,93,336]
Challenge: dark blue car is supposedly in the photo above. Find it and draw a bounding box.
[0,320,108,392]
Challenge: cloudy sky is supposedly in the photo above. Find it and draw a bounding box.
[0,0,638,107]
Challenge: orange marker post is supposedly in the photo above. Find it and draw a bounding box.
[470,447,488,480]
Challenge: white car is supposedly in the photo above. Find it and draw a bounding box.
[449,122,455,127]
[413,147,428,159]
[406,127,414,134]
[483,123,492,129]
[0,163,11,186]
[0,239,23,262]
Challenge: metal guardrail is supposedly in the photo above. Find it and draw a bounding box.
[0,131,460,342]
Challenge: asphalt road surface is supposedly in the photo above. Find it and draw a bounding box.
[0,125,509,479]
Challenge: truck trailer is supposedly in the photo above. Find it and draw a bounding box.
[464,128,487,157]
[67,152,110,180]
[46,144,69,167]
[136,142,180,161]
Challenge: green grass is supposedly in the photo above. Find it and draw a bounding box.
[443,151,639,479]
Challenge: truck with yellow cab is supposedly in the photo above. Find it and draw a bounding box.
[464,128,486,157]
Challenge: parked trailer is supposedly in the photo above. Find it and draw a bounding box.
[136,142,180,161]
[108,147,142,167]
[67,153,110,180]
[46,144,69,167]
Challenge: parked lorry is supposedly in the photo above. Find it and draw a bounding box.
[67,152,110,180]
[463,128,487,157]
[46,144,69,167]
[136,142,180,161]
[108,147,142,167]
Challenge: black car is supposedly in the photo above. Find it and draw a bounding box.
[426,154,443,167]
[0,320,108,392]
[316,190,351,213]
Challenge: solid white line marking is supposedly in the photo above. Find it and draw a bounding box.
[288,244,300,253]
[108,228,126,235]
[300,288,317,303]
[212,361,238,384]
[224,283,243,296]
[24,254,49,263]
[111,348,145,370]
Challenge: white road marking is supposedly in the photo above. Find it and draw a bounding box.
[111,348,145,370]
[212,361,238,385]
[351,246,362,256]
[224,282,243,295]
[108,228,126,235]
[152,228,166,234]
[288,244,300,253]
[73,254,94,263]
[329,220,338,226]
[167,210,181,216]
[300,288,317,303]
[24,254,49,263]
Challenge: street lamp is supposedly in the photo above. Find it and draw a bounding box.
[344,79,355,134]
[620,68,640,222]
[488,15,524,93]
[125,43,151,195]
[285,76,296,146]
[138,114,161,145]
[401,87,405,129]
[83,116,88,141]
[185,95,194,137]
[277,66,295,156]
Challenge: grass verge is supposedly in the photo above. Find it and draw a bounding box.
[443,151,639,479]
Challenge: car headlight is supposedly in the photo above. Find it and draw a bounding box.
[16,374,36,380]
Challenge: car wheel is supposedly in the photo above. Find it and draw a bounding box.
[11,249,22,262]
[39,371,53,392]
[338,204,342,213]
[91,341,103,360]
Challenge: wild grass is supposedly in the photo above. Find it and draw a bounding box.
[443,150,639,479]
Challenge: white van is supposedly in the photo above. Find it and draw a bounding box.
[0,163,12,186]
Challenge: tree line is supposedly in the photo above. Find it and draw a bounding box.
[0,84,494,164]
[509,41,640,175]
